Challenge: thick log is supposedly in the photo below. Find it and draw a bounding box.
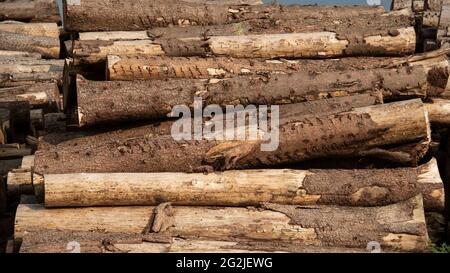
[41,158,444,211]
[7,169,33,195]
[425,98,450,126]
[0,82,60,112]
[0,31,60,59]
[0,50,41,59]
[63,1,387,32]
[72,27,416,63]
[74,64,427,126]
[0,22,60,38]
[0,59,64,88]
[0,0,60,23]
[35,99,430,174]
[106,55,395,81]
[14,196,429,253]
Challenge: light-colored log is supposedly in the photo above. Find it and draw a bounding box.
[208,28,416,58]
[15,196,429,252]
[79,31,150,41]
[423,11,440,28]
[0,22,60,38]
[391,0,412,10]
[182,0,263,5]
[41,158,444,211]
[0,31,60,59]
[425,98,450,125]
[7,169,33,195]
[0,50,41,59]
[0,59,64,87]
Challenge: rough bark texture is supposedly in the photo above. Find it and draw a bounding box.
[0,31,60,59]
[0,59,64,88]
[46,93,381,147]
[0,82,60,112]
[15,196,429,253]
[41,158,444,211]
[63,1,388,32]
[74,65,427,126]
[0,0,60,23]
[35,99,430,174]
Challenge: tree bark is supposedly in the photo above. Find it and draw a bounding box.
[71,26,416,63]
[0,31,60,59]
[35,99,430,174]
[0,82,60,112]
[0,59,64,88]
[0,22,60,38]
[39,158,444,211]
[73,65,427,126]
[14,196,429,253]
[0,0,60,23]
[182,0,263,5]
[63,1,387,32]
[0,50,41,60]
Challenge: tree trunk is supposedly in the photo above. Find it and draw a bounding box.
[0,50,41,60]
[39,158,444,211]
[63,1,387,32]
[0,83,60,112]
[0,59,64,87]
[0,0,60,23]
[72,27,416,63]
[0,22,60,38]
[73,64,427,126]
[35,99,430,174]
[14,196,429,253]
[0,31,60,59]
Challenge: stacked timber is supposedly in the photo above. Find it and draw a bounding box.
[2,1,450,253]
[0,0,65,253]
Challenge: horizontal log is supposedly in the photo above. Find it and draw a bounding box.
[35,99,430,174]
[0,144,31,159]
[63,1,387,32]
[0,50,41,59]
[7,169,33,195]
[41,158,444,211]
[17,232,382,253]
[425,98,450,126]
[0,59,64,88]
[72,27,416,63]
[0,0,60,23]
[74,64,427,126]
[0,31,60,59]
[0,22,60,38]
[0,82,60,112]
[15,196,429,252]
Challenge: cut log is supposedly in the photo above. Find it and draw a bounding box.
[63,1,386,32]
[40,158,444,211]
[425,98,450,126]
[0,22,60,38]
[7,169,33,195]
[0,31,60,59]
[0,50,41,60]
[0,82,60,112]
[73,64,427,126]
[72,27,416,63]
[0,0,60,23]
[35,99,430,174]
[14,196,429,253]
[0,59,64,88]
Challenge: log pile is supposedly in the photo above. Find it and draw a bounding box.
[2,0,450,253]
